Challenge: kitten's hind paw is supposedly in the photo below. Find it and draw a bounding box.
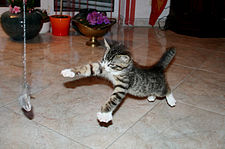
[61,69,75,78]
[166,93,176,107]
[97,112,112,123]
[168,99,176,107]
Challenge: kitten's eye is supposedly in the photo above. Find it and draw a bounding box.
[108,64,115,67]
[108,64,123,70]
[108,64,118,70]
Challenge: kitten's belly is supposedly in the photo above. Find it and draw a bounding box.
[128,88,151,97]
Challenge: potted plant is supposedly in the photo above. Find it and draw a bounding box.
[50,0,71,36]
[1,0,43,40]
[72,9,116,47]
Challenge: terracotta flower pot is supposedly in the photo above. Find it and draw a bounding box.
[50,15,71,36]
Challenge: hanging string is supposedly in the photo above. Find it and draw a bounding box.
[18,0,33,120]
[23,0,27,97]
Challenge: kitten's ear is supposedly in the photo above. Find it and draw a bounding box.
[104,38,110,50]
[120,55,130,63]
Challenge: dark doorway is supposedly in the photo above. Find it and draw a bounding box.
[165,0,225,37]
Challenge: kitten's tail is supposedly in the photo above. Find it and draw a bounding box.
[155,47,176,70]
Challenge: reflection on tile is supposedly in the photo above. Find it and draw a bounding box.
[0,63,22,106]
[27,61,66,93]
[200,51,225,74]
[165,30,225,53]
[108,103,225,149]
[166,64,194,89]
[174,70,225,115]
[171,46,211,68]
[0,108,88,149]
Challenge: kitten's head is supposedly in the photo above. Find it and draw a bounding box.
[101,39,132,74]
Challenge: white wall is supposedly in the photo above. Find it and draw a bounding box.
[41,0,54,15]
[0,7,9,15]
[0,0,170,27]
[120,0,170,26]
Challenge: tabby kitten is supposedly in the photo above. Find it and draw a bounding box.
[61,39,176,123]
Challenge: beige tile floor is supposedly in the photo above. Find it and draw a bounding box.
[0,24,225,149]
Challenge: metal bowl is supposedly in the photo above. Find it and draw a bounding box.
[72,18,116,47]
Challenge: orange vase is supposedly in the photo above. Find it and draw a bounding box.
[50,15,71,36]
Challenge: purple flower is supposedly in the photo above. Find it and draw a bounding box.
[97,18,103,24]
[104,18,110,24]
[90,20,97,25]
[86,11,111,26]
[92,11,98,17]
[87,13,93,22]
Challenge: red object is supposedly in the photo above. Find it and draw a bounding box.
[125,0,136,25]
[149,0,167,26]
[87,0,89,8]
[129,0,136,25]
[125,0,130,25]
[50,15,71,36]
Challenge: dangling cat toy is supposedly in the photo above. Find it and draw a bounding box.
[61,39,176,123]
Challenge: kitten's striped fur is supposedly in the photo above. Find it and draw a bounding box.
[61,39,176,123]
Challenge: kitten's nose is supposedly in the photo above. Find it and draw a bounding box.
[100,62,106,68]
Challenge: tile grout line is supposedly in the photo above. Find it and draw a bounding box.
[35,122,94,149]
[172,51,224,92]
[1,99,18,109]
[194,50,218,73]
[172,48,223,75]
[173,63,199,70]
[177,100,225,116]
[1,85,51,110]
[173,63,224,74]
[105,102,161,149]
[172,60,225,116]
[196,67,225,74]
[172,67,197,92]
[3,106,93,149]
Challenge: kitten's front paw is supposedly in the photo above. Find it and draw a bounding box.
[147,96,156,102]
[61,69,75,78]
[97,112,112,123]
